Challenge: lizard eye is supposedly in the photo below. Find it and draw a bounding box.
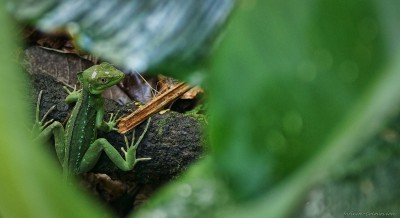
[100,78,108,84]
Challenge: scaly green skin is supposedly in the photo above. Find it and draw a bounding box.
[33,62,151,182]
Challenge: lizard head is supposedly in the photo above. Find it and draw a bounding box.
[78,62,125,95]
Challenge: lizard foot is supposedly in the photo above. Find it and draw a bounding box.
[106,111,123,131]
[64,85,81,103]
[121,117,152,163]
[32,90,55,136]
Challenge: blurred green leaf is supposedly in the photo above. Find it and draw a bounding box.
[210,0,396,199]
[133,1,400,217]
[0,3,111,217]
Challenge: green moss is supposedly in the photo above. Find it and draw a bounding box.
[185,105,208,124]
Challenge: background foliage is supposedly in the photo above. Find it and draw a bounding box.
[1,0,400,217]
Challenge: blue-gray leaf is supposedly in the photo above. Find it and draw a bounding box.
[8,0,236,79]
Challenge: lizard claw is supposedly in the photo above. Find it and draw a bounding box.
[121,145,128,156]
[121,134,132,158]
[41,105,56,125]
[32,91,56,136]
[121,118,151,161]
[63,85,80,94]
[64,85,81,103]
[106,111,123,132]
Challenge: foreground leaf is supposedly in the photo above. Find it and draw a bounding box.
[0,3,110,217]
[210,0,395,199]
[135,1,400,217]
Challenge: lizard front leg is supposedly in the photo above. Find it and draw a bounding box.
[78,118,151,173]
[96,104,120,132]
[63,85,81,104]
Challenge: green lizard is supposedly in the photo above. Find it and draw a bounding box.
[33,62,151,182]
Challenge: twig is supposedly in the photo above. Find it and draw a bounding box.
[118,82,191,134]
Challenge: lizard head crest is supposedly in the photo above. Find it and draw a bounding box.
[78,62,125,94]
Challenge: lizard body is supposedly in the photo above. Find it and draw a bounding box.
[34,63,150,181]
